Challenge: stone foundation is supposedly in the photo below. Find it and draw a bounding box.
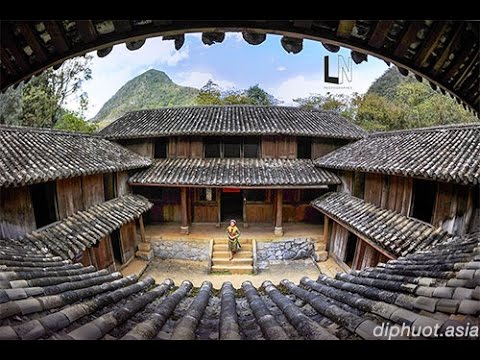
[256,237,315,270]
[152,240,210,261]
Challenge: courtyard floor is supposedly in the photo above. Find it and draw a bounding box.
[122,257,344,288]
[145,222,324,242]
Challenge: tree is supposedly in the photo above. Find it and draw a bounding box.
[196,80,223,105]
[54,111,98,134]
[293,93,357,120]
[0,55,92,128]
[245,84,277,105]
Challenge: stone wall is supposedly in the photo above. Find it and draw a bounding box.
[152,240,210,261]
[256,237,315,269]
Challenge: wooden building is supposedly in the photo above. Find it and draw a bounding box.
[313,124,480,271]
[0,125,152,270]
[100,105,366,235]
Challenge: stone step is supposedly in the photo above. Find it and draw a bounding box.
[211,265,253,274]
[315,243,326,251]
[213,244,252,251]
[315,250,328,262]
[135,249,154,261]
[213,239,253,244]
[212,257,253,266]
[212,251,252,258]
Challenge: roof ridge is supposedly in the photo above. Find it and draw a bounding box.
[0,124,101,138]
[368,122,480,137]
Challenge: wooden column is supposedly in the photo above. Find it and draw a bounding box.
[243,191,249,228]
[324,215,330,252]
[216,188,221,227]
[138,215,146,242]
[180,187,189,234]
[274,189,284,236]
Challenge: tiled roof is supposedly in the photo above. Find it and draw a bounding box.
[21,194,152,260]
[311,192,451,258]
[129,158,341,187]
[0,231,479,340]
[99,105,366,140]
[0,125,152,188]
[315,123,480,185]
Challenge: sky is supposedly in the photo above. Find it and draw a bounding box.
[73,32,390,119]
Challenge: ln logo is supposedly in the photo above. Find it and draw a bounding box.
[324,55,353,84]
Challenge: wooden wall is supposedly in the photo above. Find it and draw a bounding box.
[245,203,274,223]
[432,183,476,235]
[261,136,296,159]
[56,174,107,219]
[0,186,36,239]
[282,204,323,223]
[312,138,351,159]
[80,234,115,271]
[352,239,390,270]
[328,222,350,261]
[56,177,84,218]
[169,136,203,159]
[339,171,355,194]
[117,139,153,158]
[193,203,218,222]
[120,220,137,263]
[82,174,105,208]
[116,171,130,196]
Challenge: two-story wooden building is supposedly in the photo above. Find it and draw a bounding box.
[0,125,152,270]
[100,105,366,235]
[313,123,480,271]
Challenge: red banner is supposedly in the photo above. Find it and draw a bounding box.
[223,188,241,193]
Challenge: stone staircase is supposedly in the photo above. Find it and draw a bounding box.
[211,238,254,274]
[314,236,328,262]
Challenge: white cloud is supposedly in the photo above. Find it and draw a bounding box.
[66,37,189,119]
[173,71,235,90]
[225,32,244,42]
[270,64,387,105]
[276,66,287,72]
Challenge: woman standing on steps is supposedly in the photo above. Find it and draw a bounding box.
[227,219,241,261]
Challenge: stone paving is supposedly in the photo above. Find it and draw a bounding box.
[138,257,344,288]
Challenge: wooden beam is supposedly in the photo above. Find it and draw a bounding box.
[17,22,48,63]
[336,20,355,38]
[274,189,283,236]
[242,191,248,227]
[112,20,132,33]
[216,188,221,226]
[76,20,98,43]
[453,53,479,90]
[432,23,464,75]
[442,43,477,82]
[1,23,31,72]
[0,51,17,76]
[413,21,449,67]
[44,21,69,54]
[394,21,425,58]
[368,20,394,48]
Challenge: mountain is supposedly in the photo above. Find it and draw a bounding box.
[366,67,415,100]
[91,69,199,125]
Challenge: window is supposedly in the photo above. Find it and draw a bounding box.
[103,173,116,201]
[410,179,437,223]
[198,188,216,202]
[353,172,366,199]
[243,137,260,158]
[204,137,221,158]
[224,137,242,158]
[297,137,312,159]
[154,138,168,158]
[203,136,260,159]
[245,189,266,202]
[31,181,57,228]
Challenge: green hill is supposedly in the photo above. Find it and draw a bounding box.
[91,69,199,125]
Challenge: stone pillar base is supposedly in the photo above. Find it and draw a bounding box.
[274,226,284,236]
[137,242,151,252]
[180,226,190,235]
[244,222,249,228]
[215,223,221,228]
